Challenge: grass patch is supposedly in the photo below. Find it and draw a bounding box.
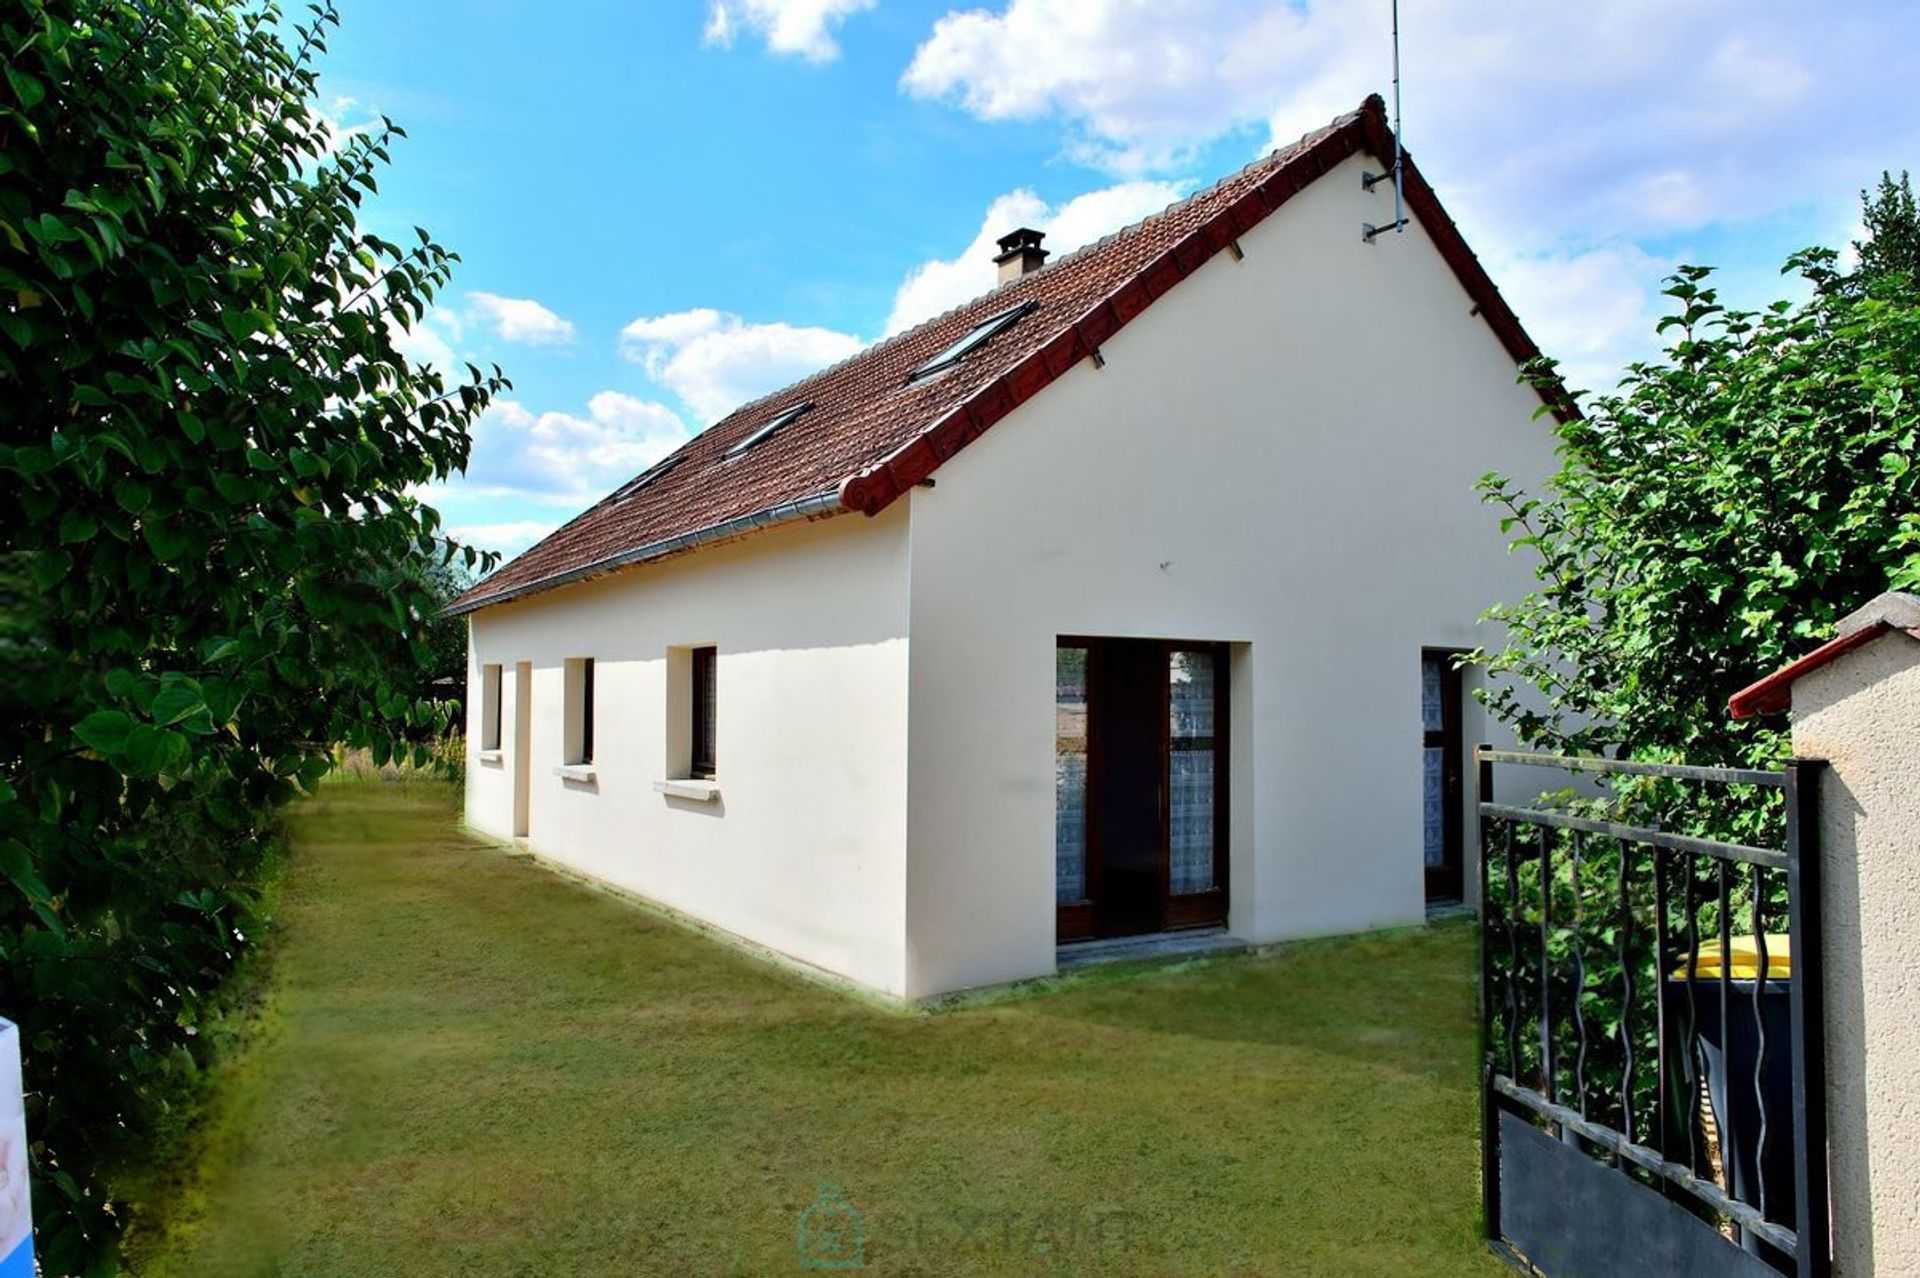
[133,778,1499,1276]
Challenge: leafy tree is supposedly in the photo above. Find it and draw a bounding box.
[1474,205,1920,1162]
[1853,170,1920,294]
[0,1,503,1268]
[414,550,475,710]
[1476,216,1920,838]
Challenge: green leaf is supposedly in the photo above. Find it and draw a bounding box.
[114,480,152,514]
[150,683,205,728]
[73,709,134,754]
[121,724,188,777]
[213,472,253,503]
[219,308,260,341]
[141,519,191,562]
[6,68,46,111]
[59,510,98,544]
[30,549,73,589]
[0,839,54,909]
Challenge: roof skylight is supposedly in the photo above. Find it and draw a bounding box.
[724,401,813,460]
[608,454,682,503]
[909,301,1037,382]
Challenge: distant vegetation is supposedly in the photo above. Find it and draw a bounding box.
[0,2,503,1269]
[1477,172,1920,811]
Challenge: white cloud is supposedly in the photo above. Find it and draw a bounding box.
[903,0,1920,386]
[619,308,864,422]
[315,95,380,159]
[886,179,1186,333]
[387,311,461,374]
[908,0,1920,238]
[466,291,576,346]
[463,391,692,498]
[444,520,560,560]
[703,0,877,62]
[1486,244,1672,397]
[903,0,1308,173]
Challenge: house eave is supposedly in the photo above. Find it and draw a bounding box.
[444,490,847,617]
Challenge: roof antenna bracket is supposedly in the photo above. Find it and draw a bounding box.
[1361,0,1407,244]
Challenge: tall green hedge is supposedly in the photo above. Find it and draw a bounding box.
[0,3,503,1270]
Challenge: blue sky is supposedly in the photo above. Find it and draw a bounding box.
[313,1,1920,560]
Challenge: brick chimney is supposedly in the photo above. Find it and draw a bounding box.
[993,228,1048,283]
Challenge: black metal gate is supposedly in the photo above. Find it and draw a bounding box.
[1477,748,1830,1278]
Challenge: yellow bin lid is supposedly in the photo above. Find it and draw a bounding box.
[1671,934,1791,981]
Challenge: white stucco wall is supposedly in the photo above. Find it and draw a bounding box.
[1790,630,1920,1277]
[897,152,1554,997]
[463,508,913,995]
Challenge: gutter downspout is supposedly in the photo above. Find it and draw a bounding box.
[442,489,845,617]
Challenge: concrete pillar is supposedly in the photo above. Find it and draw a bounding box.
[1754,594,1920,1275]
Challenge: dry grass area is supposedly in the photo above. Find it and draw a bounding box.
[132,778,1499,1277]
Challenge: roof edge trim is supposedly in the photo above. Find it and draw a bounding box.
[1729,605,1920,718]
[446,490,844,617]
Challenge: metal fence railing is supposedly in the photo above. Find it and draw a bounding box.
[1478,747,1829,1278]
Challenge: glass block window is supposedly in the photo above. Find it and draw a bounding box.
[1421,654,1445,733]
[1423,745,1447,866]
[1055,646,1089,904]
[1169,649,1219,894]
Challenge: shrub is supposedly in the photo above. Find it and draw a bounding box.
[0,2,503,1268]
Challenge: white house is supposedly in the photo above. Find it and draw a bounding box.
[449,96,1561,1000]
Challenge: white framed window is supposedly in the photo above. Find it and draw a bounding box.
[664,645,717,781]
[480,663,502,751]
[563,657,595,766]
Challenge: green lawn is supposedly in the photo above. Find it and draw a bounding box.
[133,778,1500,1277]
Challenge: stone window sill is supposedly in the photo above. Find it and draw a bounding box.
[477,749,504,766]
[653,779,720,802]
[554,764,597,784]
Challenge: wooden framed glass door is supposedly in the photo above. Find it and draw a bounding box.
[1056,638,1228,941]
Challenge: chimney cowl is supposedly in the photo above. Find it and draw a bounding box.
[993,227,1049,283]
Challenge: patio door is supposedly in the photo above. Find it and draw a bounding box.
[1056,638,1228,942]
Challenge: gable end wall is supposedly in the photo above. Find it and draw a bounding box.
[900,152,1557,997]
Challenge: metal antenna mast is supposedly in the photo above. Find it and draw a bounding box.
[1362,0,1407,243]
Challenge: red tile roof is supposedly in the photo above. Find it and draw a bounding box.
[451,95,1555,614]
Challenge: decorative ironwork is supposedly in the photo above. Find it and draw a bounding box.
[1478,748,1830,1278]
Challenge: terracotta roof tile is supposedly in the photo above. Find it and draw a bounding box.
[451,95,1552,613]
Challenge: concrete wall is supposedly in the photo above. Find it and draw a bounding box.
[897,152,1554,998]
[1790,629,1920,1276]
[464,507,913,996]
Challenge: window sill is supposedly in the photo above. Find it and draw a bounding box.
[477,749,504,766]
[653,779,720,802]
[554,764,597,783]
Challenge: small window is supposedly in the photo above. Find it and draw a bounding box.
[480,663,502,750]
[564,657,595,765]
[908,301,1037,382]
[608,454,682,504]
[724,402,812,460]
[690,646,716,779]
